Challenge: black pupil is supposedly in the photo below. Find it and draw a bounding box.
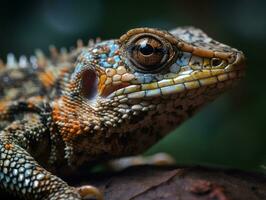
[139,42,154,55]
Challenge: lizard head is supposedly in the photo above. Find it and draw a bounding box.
[58,27,245,158]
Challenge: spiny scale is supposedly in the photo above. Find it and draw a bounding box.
[0,38,101,69]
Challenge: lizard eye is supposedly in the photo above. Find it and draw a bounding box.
[126,35,176,72]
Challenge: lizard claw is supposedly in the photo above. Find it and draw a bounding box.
[76,185,103,200]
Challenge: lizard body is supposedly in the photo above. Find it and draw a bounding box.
[0,27,245,199]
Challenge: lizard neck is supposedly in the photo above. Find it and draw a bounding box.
[51,96,106,166]
[52,97,102,141]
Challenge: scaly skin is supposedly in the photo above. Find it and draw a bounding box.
[0,27,245,199]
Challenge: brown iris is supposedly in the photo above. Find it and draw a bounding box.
[129,36,169,71]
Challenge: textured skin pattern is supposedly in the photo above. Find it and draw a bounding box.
[0,27,245,199]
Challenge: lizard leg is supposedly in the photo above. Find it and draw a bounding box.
[0,100,103,199]
[0,116,82,200]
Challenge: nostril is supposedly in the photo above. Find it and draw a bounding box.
[81,70,98,100]
[211,58,223,67]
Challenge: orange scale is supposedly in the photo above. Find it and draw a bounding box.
[99,74,107,85]
[4,143,13,150]
[0,101,8,112]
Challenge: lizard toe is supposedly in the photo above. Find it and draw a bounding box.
[76,185,103,200]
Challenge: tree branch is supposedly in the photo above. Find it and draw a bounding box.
[1,165,265,199]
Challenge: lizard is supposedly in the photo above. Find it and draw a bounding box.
[0,27,245,200]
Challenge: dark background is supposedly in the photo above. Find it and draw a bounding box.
[0,0,265,171]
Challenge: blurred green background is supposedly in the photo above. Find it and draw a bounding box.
[0,0,265,171]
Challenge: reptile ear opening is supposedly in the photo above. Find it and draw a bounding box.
[81,70,98,100]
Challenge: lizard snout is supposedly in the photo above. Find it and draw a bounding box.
[225,51,246,72]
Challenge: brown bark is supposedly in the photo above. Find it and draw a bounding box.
[75,165,265,200]
[1,165,266,200]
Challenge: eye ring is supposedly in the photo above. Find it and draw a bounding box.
[123,33,177,73]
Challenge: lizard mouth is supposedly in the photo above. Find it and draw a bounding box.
[106,68,245,99]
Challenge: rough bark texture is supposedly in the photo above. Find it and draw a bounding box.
[1,165,266,200]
